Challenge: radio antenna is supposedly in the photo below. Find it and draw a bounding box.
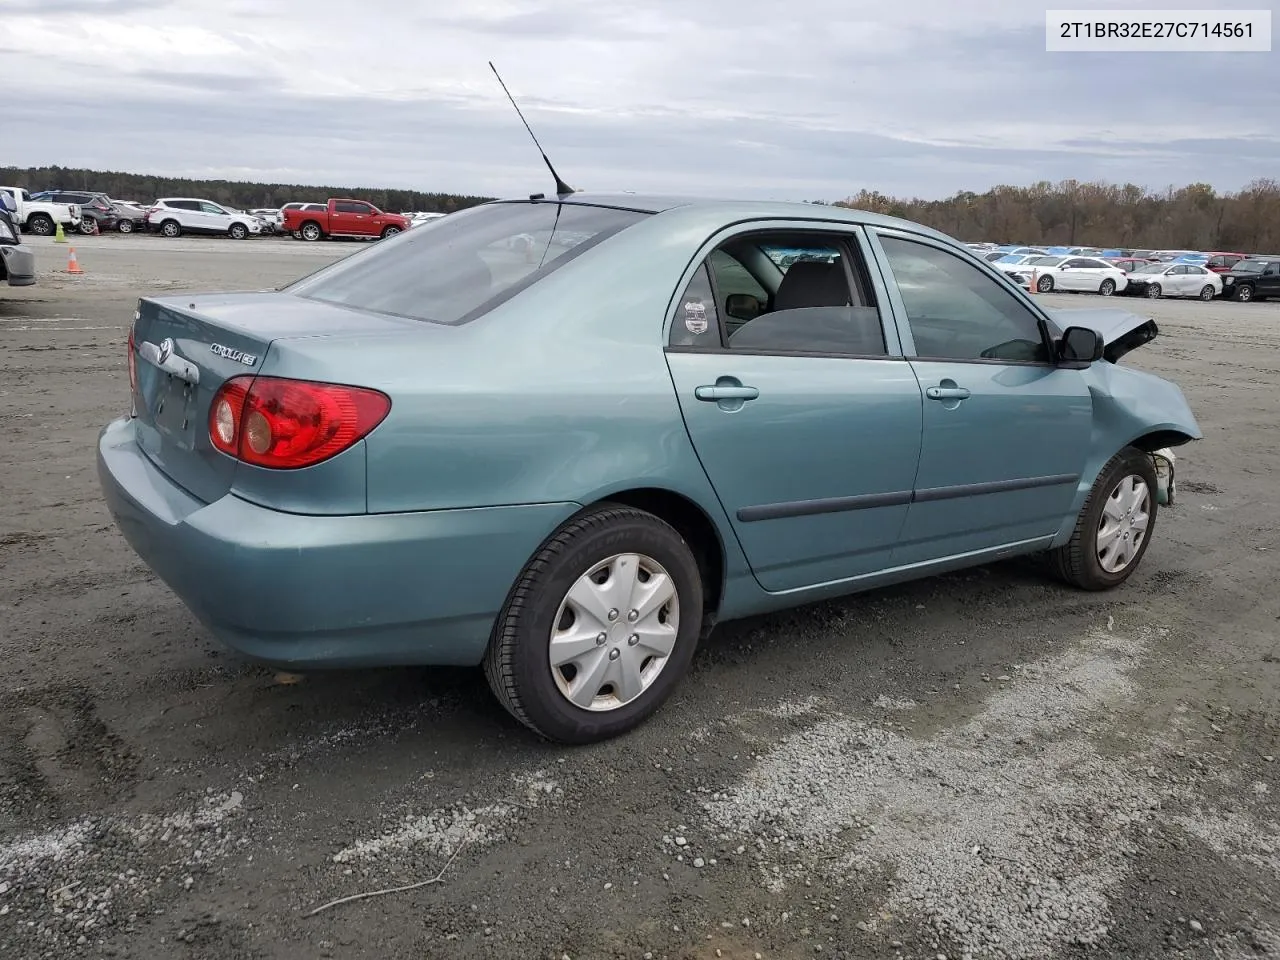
[488,61,575,197]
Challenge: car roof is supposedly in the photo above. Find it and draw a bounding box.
[498,192,961,243]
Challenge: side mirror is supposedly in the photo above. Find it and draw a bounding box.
[724,293,762,321]
[1057,326,1104,368]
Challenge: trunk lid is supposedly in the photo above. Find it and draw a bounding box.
[130,291,417,503]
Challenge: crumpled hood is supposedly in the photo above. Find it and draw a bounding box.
[1044,306,1159,363]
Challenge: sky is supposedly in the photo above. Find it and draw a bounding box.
[3,0,1278,202]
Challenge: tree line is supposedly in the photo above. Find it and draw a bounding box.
[833,178,1280,253]
[0,166,495,215]
[4,166,1278,252]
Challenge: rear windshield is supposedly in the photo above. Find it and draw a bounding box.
[287,201,650,325]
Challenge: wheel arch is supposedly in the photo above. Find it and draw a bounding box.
[585,486,726,620]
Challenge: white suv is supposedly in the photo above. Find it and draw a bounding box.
[147,198,264,239]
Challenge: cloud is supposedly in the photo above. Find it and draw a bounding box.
[3,0,1277,200]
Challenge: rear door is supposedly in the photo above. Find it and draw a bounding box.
[867,230,1093,564]
[665,222,923,592]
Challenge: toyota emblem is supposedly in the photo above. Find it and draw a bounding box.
[157,338,174,363]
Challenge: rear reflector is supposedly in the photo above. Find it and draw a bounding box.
[209,376,390,469]
[127,328,137,394]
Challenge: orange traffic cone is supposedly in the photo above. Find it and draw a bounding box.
[92,218,100,236]
[1028,269,1038,294]
[66,247,83,274]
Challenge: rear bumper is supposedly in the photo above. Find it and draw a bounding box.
[1,245,36,285]
[97,416,578,668]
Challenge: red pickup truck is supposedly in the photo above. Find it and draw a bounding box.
[283,199,409,241]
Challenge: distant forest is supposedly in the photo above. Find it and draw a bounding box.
[0,166,494,216]
[4,166,1278,252]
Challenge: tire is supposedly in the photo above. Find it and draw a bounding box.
[228,222,248,240]
[1049,447,1157,591]
[1099,279,1116,297]
[1145,283,1162,299]
[118,219,134,234]
[483,503,704,744]
[1233,284,1254,302]
[27,213,54,236]
[79,219,96,235]
[300,222,322,241]
[160,219,181,238]
[1199,284,1216,301]
[1037,275,1054,293]
[380,226,401,239]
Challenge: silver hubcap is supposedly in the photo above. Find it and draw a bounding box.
[1097,475,1150,574]
[548,553,679,712]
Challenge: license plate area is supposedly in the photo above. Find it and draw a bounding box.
[152,374,198,449]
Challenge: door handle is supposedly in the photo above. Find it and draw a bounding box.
[695,385,759,401]
[926,386,970,401]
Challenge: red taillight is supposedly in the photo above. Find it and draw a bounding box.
[208,376,390,469]
[127,328,137,393]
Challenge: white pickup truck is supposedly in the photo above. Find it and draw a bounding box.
[0,187,82,237]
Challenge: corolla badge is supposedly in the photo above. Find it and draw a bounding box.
[210,343,258,366]
[157,337,174,363]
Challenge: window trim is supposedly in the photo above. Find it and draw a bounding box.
[867,228,1060,368]
[661,220,904,360]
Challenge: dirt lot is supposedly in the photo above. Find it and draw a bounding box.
[1,234,1278,960]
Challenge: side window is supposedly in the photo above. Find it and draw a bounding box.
[668,264,720,348]
[1207,256,1225,268]
[703,234,886,356]
[1066,258,1093,268]
[878,235,1049,364]
[201,202,225,215]
[1265,263,1279,276]
[335,201,369,214]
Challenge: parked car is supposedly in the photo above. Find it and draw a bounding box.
[0,196,36,287]
[249,208,282,233]
[109,200,149,233]
[97,194,1201,744]
[147,199,264,239]
[1203,252,1248,274]
[0,186,81,236]
[31,190,119,234]
[1105,257,1154,274]
[281,199,409,241]
[1024,256,1129,295]
[1121,261,1222,300]
[990,253,1040,276]
[1220,257,1280,302]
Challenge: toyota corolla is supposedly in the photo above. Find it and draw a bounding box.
[97,194,1200,743]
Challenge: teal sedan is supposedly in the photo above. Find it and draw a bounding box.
[97,194,1200,743]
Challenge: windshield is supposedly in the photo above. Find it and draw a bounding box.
[288,201,649,325]
[1133,262,1168,274]
[1027,256,1064,266]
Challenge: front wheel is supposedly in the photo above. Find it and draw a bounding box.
[1037,274,1054,293]
[1199,284,1216,301]
[1145,283,1162,299]
[1099,279,1116,297]
[483,503,704,744]
[380,226,401,239]
[1049,447,1157,590]
[1234,284,1254,302]
[228,223,248,240]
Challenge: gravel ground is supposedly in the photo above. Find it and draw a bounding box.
[1,233,1278,960]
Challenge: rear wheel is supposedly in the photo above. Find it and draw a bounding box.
[1098,278,1116,296]
[27,213,54,236]
[228,222,248,240]
[118,219,134,234]
[483,504,703,744]
[1199,284,1216,301]
[78,219,95,235]
[1145,283,1162,299]
[300,222,323,241]
[1049,447,1157,591]
[160,219,181,238]
[1234,284,1254,302]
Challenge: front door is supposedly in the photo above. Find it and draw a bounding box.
[665,227,923,592]
[869,231,1094,564]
